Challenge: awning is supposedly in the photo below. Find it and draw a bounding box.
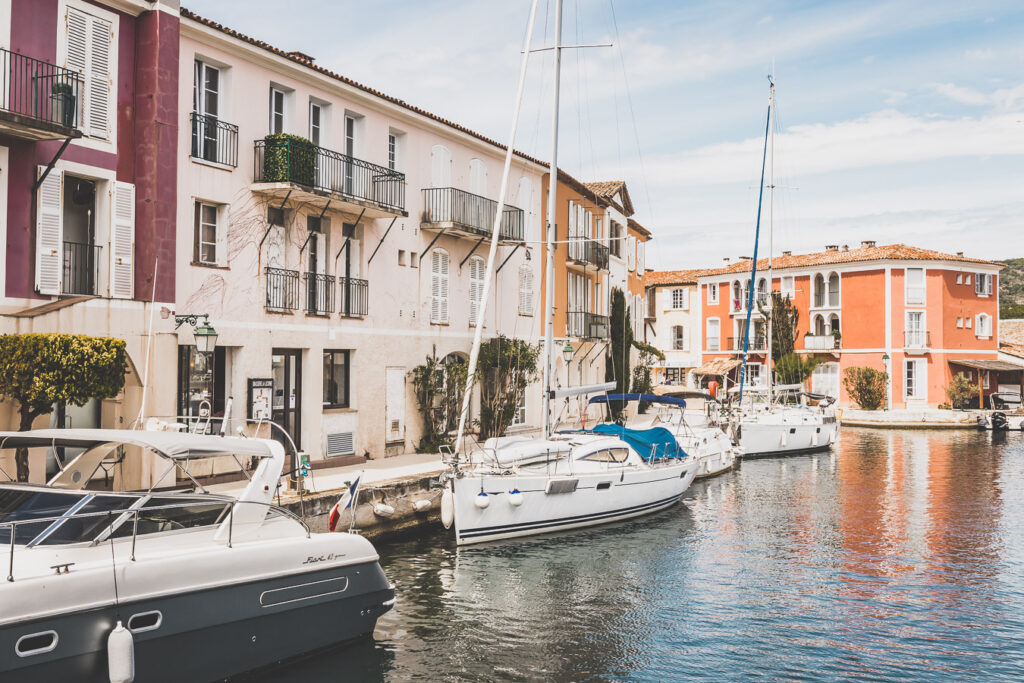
[692,358,742,376]
[949,359,1024,372]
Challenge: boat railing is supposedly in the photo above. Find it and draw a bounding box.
[2,497,309,583]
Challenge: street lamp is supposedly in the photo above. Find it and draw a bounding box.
[562,342,574,363]
[175,313,218,354]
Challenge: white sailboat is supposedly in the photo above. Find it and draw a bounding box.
[439,0,698,546]
[733,78,839,458]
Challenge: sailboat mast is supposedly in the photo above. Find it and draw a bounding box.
[541,0,563,440]
[766,78,775,403]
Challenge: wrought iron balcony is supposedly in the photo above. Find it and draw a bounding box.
[0,48,83,140]
[304,272,334,316]
[804,334,840,351]
[729,335,767,352]
[420,187,524,243]
[191,112,238,167]
[568,237,610,270]
[254,137,406,218]
[567,311,610,340]
[904,330,931,350]
[62,241,100,295]
[338,277,368,318]
[266,267,300,311]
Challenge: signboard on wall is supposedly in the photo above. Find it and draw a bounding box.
[247,378,273,422]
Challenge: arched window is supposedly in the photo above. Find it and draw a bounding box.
[827,272,840,307]
[469,255,485,326]
[975,313,993,338]
[430,248,450,324]
[814,314,826,336]
[732,281,742,310]
[757,278,768,305]
[828,314,840,335]
[430,145,451,187]
[813,273,826,307]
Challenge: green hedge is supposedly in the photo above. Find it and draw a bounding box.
[262,133,317,187]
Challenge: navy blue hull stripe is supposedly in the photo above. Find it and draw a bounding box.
[459,492,684,539]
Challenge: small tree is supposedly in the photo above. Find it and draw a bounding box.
[604,288,633,420]
[842,366,888,410]
[945,374,978,410]
[774,353,821,389]
[409,353,446,452]
[478,335,539,441]
[631,340,665,414]
[760,291,799,363]
[0,334,127,481]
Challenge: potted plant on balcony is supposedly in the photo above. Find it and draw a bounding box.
[50,81,76,127]
[831,328,842,348]
[262,133,316,187]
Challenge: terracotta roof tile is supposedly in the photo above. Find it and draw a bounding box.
[1001,319,1024,346]
[644,268,718,287]
[694,243,1002,279]
[584,180,634,216]
[627,217,651,239]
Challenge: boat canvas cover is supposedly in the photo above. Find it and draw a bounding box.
[0,429,275,461]
[590,424,687,462]
[589,393,687,408]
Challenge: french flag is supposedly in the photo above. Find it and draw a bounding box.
[328,476,360,532]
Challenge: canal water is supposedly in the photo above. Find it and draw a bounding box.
[257,427,1024,681]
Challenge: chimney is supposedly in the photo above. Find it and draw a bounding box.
[861,240,876,248]
[286,50,316,65]
[842,244,849,252]
[723,257,730,264]
[825,244,839,251]
[956,251,964,257]
[781,250,792,256]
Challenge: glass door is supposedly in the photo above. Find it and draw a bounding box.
[272,349,302,456]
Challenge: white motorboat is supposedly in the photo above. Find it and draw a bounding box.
[0,428,393,682]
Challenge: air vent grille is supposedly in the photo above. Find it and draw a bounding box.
[326,431,355,457]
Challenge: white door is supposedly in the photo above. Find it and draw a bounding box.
[385,367,405,443]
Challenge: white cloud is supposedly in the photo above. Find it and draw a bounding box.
[930,82,990,106]
[965,48,995,60]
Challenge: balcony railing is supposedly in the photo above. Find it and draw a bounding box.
[0,48,80,133]
[804,334,840,351]
[304,272,334,316]
[254,137,406,214]
[191,112,238,167]
[62,241,100,295]
[420,187,524,242]
[729,335,767,352]
[568,237,610,270]
[567,311,610,340]
[904,330,931,349]
[338,277,368,318]
[266,267,299,311]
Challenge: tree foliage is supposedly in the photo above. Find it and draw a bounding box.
[409,353,447,452]
[478,335,539,441]
[604,288,633,420]
[760,291,799,363]
[945,373,979,410]
[774,353,821,388]
[842,366,888,410]
[630,340,663,414]
[0,334,127,481]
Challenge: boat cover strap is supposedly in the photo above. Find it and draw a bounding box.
[590,424,687,461]
[588,393,687,408]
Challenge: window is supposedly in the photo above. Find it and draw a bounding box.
[177,345,227,428]
[905,268,925,305]
[744,364,763,386]
[510,390,527,426]
[781,276,794,299]
[627,236,636,271]
[581,448,630,463]
[519,265,533,316]
[323,350,350,408]
[965,274,972,285]
[469,256,485,326]
[707,282,719,305]
[904,358,926,400]
[975,273,993,296]
[671,288,688,310]
[813,274,826,307]
[706,318,720,352]
[398,250,406,266]
[430,249,450,324]
[956,273,963,284]
[193,201,219,265]
[905,311,925,348]
[609,222,622,257]
[637,241,646,272]
[827,272,840,307]
[811,362,840,398]
[388,133,397,170]
[410,252,419,268]
[269,87,285,134]
[966,316,972,329]
[345,115,356,156]
[666,368,685,384]
[672,325,685,350]
[64,5,114,139]
[192,60,220,162]
[431,145,451,187]
[975,313,992,338]
[308,102,322,146]
[982,370,991,389]
[956,317,963,328]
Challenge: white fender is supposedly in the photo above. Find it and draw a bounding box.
[474,492,490,509]
[373,503,395,518]
[507,489,524,507]
[413,499,431,512]
[440,485,454,529]
[107,620,134,683]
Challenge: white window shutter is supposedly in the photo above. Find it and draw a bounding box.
[519,265,533,315]
[440,250,449,322]
[682,288,689,310]
[87,14,112,139]
[469,257,484,326]
[217,205,230,268]
[627,236,635,271]
[986,275,993,296]
[35,166,64,295]
[430,250,441,323]
[111,181,135,298]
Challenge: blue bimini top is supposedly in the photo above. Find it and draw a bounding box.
[590,423,687,462]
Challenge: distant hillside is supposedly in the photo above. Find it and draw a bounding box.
[999,258,1024,318]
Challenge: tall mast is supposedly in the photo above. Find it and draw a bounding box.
[766,78,775,403]
[541,0,563,440]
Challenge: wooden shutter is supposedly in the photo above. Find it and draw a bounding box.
[469,257,484,326]
[469,159,486,196]
[67,7,112,139]
[627,236,635,271]
[431,145,450,187]
[35,166,63,295]
[431,249,449,323]
[110,181,135,298]
[519,265,533,315]
[683,327,691,351]
[216,205,229,267]
[986,275,993,296]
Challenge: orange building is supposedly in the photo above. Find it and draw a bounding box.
[695,242,1004,408]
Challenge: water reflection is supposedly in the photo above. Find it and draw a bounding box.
[250,429,1024,681]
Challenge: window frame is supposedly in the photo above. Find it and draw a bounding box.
[975,313,992,339]
[706,317,721,352]
[672,325,685,350]
[193,200,219,266]
[905,267,925,305]
[707,282,719,305]
[322,349,351,409]
[781,276,794,299]
[388,133,397,170]
[269,87,286,134]
[904,358,926,400]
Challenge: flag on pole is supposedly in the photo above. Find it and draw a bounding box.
[328,475,361,532]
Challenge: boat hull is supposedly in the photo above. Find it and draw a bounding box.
[693,448,737,479]
[453,461,697,545]
[739,420,838,458]
[0,561,393,682]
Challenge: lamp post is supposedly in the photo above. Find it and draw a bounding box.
[882,352,891,411]
[175,314,218,354]
[562,341,574,387]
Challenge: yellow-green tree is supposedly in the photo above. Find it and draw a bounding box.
[0,334,128,481]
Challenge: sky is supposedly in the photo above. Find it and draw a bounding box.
[183,0,1024,271]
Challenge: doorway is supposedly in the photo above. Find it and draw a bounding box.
[272,349,302,454]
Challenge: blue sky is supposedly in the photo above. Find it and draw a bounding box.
[185,1,1024,270]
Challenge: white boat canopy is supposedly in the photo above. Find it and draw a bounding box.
[0,429,275,461]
